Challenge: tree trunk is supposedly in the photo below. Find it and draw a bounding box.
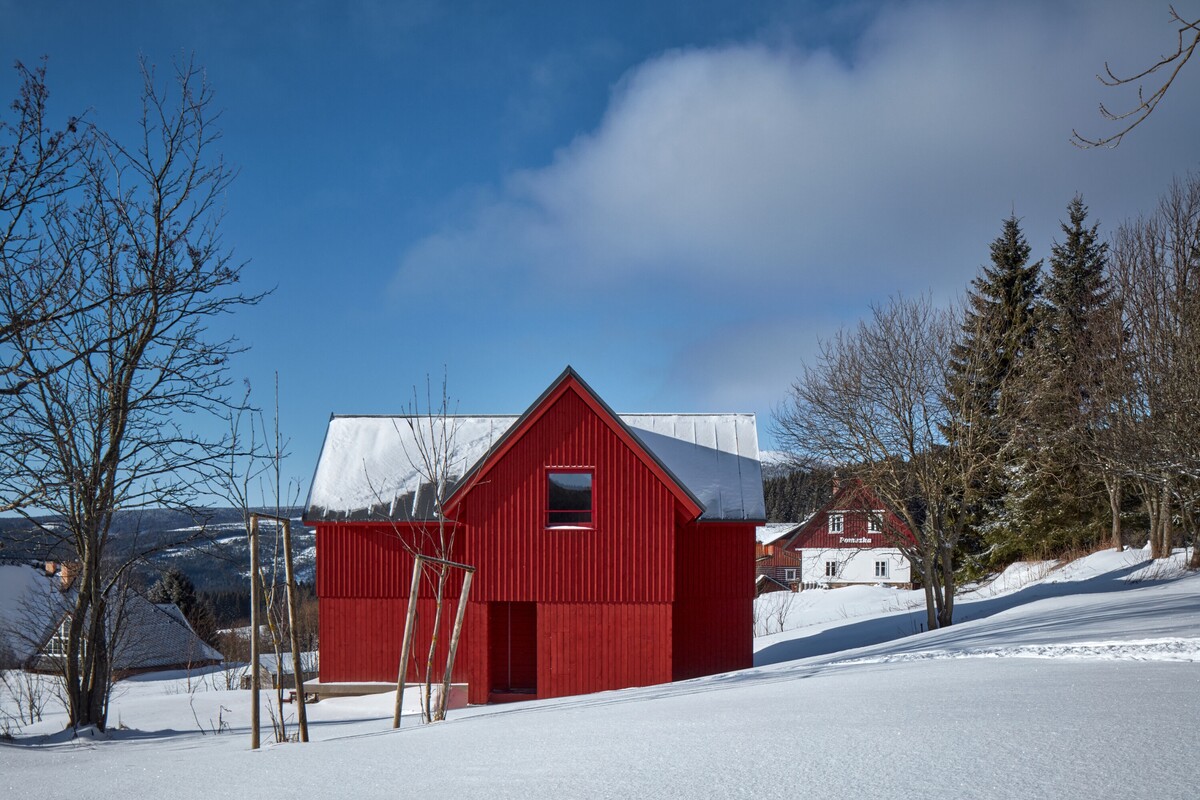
[422,565,448,723]
[1159,481,1173,557]
[1187,501,1200,569]
[920,550,937,632]
[937,544,956,629]
[68,590,112,732]
[1104,474,1123,551]
[1143,482,1163,558]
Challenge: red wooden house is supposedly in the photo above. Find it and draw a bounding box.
[760,481,915,590]
[303,367,765,704]
[755,523,803,595]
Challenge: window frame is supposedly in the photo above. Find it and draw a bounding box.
[825,560,839,578]
[875,560,890,579]
[828,512,844,534]
[783,567,798,582]
[867,511,883,534]
[545,467,595,529]
[45,617,69,658]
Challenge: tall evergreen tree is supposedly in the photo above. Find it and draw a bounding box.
[1044,196,1111,353]
[945,215,1042,570]
[1001,197,1112,559]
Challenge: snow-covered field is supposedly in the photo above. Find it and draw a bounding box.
[3,546,1198,799]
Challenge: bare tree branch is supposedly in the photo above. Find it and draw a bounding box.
[1073,6,1200,148]
[0,56,265,731]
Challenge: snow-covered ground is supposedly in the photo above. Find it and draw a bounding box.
[2,546,1198,799]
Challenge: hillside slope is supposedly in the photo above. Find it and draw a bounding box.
[2,548,1197,799]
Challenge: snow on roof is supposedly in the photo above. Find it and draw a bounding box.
[0,563,220,671]
[305,415,517,522]
[756,522,802,545]
[0,564,65,664]
[305,413,766,523]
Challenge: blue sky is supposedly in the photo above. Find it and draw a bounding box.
[3,0,1198,500]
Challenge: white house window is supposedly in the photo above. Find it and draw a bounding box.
[784,568,797,582]
[825,561,839,578]
[45,618,70,657]
[867,513,883,534]
[875,560,889,578]
[828,513,844,534]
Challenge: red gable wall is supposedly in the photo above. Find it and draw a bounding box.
[315,379,753,702]
[456,386,682,603]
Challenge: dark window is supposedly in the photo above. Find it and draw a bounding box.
[825,561,839,577]
[547,471,593,526]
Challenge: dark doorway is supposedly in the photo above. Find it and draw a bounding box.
[488,602,537,700]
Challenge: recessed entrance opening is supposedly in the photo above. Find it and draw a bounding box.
[488,601,537,701]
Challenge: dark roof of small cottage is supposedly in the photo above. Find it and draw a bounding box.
[0,563,221,672]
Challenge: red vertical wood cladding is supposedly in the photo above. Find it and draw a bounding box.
[674,522,756,600]
[465,602,489,704]
[672,522,755,680]
[458,388,678,604]
[537,603,672,698]
[671,598,752,680]
[317,523,465,599]
[318,596,472,684]
[313,378,759,700]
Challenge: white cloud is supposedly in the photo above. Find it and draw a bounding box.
[395,0,1200,424]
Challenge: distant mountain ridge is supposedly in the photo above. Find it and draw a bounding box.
[0,507,313,592]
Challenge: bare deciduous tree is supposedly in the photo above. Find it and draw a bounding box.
[211,376,307,744]
[0,61,90,513]
[0,57,262,731]
[1072,6,1200,148]
[775,295,994,629]
[382,374,465,724]
[1108,174,1200,561]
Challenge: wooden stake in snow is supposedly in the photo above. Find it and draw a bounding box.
[393,555,424,729]
[392,554,475,728]
[249,514,261,751]
[279,515,309,742]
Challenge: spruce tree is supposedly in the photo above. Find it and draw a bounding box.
[1001,197,1111,559]
[945,215,1042,571]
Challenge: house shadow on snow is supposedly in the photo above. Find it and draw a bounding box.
[754,554,1176,668]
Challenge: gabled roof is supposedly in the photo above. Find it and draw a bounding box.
[443,367,704,520]
[107,599,223,671]
[0,563,66,665]
[785,479,918,549]
[755,574,792,593]
[0,563,221,672]
[304,367,766,523]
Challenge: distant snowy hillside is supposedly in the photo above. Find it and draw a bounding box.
[0,507,314,588]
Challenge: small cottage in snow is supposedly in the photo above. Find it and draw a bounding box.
[304,367,765,704]
[0,562,222,677]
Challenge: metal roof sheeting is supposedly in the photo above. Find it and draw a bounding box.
[306,412,765,523]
